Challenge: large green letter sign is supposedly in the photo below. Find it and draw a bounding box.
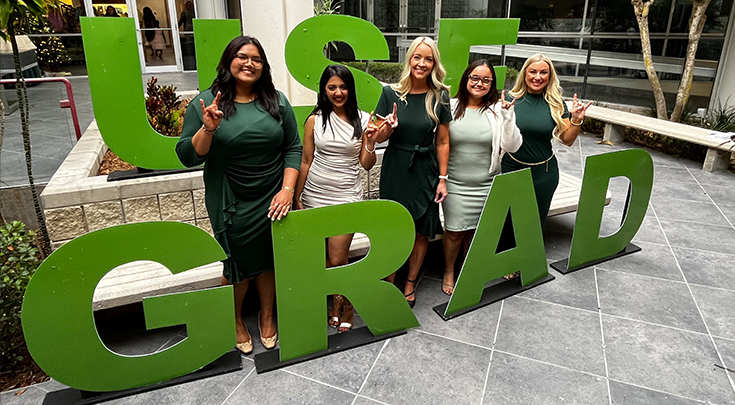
[285,15,390,135]
[437,19,520,92]
[21,222,233,392]
[81,17,185,169]
[272,200,419,361]
[443,169,548,316]
[566,149,654,269]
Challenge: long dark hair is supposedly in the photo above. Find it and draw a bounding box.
[311,65,363,139]
[453,59,499,120]
[210,36,280,120]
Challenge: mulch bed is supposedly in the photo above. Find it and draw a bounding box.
[97,150,136,176]
[0,347,49,392]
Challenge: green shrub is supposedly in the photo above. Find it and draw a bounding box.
[342,61,404,84]
[624,128,708,162]
[1,221,41,369]
[505,67,518,87]
[703,102,735,133]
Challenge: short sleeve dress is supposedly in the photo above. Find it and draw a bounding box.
[301,111,370,208]
[501,92,569,225]
[376,86,452,238]
[176,89,303,283]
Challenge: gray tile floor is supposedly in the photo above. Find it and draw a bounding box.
[2,75,735,404]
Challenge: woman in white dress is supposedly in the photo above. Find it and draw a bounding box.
[294,64,378,332]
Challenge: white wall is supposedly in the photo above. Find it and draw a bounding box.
[238,0,314,104]
[711,3,735,110]
[195,0,226,19]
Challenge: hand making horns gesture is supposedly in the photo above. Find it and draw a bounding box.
[200,91,224,132]
[365,102,398,139]
[500,90,517,110]
[570,93,593,123]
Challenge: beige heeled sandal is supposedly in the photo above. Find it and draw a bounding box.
[258,311,278,350]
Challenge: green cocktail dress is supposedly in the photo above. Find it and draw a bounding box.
[501,92,569,225]
[176,89,302,283]
[376,86,452,238]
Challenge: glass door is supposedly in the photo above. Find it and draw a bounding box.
[131,0,184,72]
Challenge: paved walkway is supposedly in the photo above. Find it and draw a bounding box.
[2,74,735,404]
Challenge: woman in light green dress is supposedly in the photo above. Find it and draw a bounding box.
[176,36,302,354]
[441,60,522,295]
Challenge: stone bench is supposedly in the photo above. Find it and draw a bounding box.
[93,171,608,310]
[583,104,733,172]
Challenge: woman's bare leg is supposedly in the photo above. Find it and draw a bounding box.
[223,276,251,344]
[254,271,277,338]
[327,234,355,332]
[442,230,466,295]
[404,233,429,304]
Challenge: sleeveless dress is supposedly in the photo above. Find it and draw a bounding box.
[176,89,302,283]
[444,108,494,231]
[501,92,569,225]
[301,111,370,208]
[376,86,452,238]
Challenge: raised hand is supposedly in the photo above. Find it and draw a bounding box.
[376,102,398,130]
[500,90,517,110]
[200,91,224,132]
[570,93,593,123]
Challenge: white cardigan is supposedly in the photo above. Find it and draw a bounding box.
[449,99,523,176]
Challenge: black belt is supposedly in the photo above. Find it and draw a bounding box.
[391,143,436,168]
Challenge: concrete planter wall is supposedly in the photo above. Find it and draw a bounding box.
[41,121,383,251]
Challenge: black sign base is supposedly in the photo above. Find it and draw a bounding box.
[550,243,641,275]
[42,349,242,405]
[106,166,202,182]
[432,273,556,321]
[254,326,405,374]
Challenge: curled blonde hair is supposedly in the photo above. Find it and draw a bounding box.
[390,36,450,130]
[510,54,567,141]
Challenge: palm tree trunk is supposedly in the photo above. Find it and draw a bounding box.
[8,24,52,257]
[632,0,668,120]
[670,0,712,123]
[0,99,6,226]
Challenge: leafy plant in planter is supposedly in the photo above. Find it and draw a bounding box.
[0,221,41,369]
[145,77,191,137]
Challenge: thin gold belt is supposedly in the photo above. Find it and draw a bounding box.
[507,152,555,172]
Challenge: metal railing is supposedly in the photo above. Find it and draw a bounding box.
[0,77,82,140]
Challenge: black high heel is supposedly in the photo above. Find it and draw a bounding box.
[404,278,417,309]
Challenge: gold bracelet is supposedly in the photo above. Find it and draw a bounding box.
[283,186,295,194]
[570,118,583,126]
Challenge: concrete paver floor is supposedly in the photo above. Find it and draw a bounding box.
[1,73,735,404]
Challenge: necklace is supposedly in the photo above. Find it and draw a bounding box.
[235,94,256,103]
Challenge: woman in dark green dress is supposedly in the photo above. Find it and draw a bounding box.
[372,36,452,308]
[502,54,592,227]
[176,36,302,354]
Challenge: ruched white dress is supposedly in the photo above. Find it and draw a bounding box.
[301,111,370,209]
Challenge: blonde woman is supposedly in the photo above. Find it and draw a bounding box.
[501,54,591,228]
[371,36,452,308]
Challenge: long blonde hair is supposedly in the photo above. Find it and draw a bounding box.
[390,37,450,130]
[510,54,567,141]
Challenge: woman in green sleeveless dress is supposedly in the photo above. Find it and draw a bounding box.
[501,54,592,227]
[176,36,302,354]
[372,37,452,308]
